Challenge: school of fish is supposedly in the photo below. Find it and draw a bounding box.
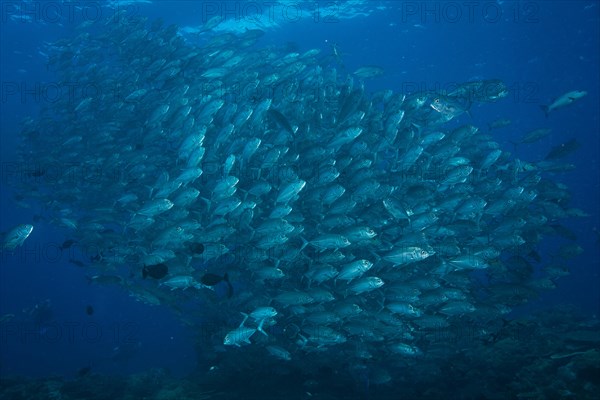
[6,13,587,379]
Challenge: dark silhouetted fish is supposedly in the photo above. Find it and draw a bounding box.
[142,263,169,279]
[200,272,233,298]
[26,168,45,178]
[61,239,77,249]
[69,259,86,267]
[268,108,294,135]
[76,365,92,378]
[544,138,580,160]
[187,242,205,255]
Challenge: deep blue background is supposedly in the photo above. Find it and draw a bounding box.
[1,0,598,378]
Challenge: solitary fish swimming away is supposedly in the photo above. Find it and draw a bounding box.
[200,272,234,298]
[142,263,169,280]
[540,90,587,117]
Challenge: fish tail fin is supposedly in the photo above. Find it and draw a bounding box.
[224,273,234,299]
[257,319,268,336]
[377,298,385,313]
[368,249,381,263]
[198,197,211,211]
[239,312,249,327]
[540,105,549,117]
[300,236,309,251]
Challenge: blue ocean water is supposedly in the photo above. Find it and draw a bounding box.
[0,1,599,398]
